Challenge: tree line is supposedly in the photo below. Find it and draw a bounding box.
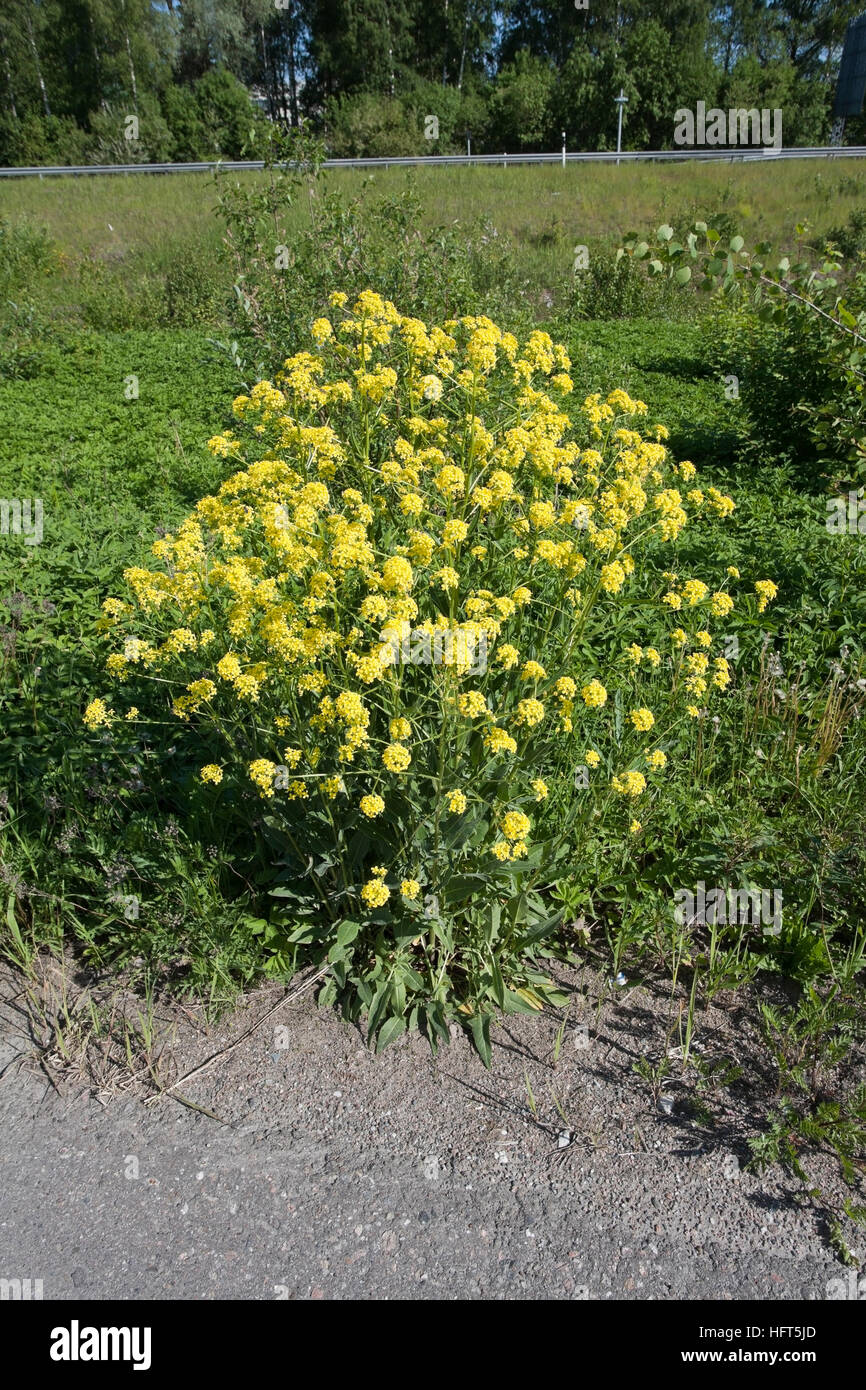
[0,1,862,165]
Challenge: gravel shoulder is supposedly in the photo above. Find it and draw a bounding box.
[0,958,860,1300]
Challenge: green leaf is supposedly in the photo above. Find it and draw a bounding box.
[503,988,543,1015]
[729,235,744,253]
[489,956,506,1009]
[657,224,674,241]
[674,265,692,285]
[469,1011,492,1068]
[336,918,362,947]
[367,980,392,1036]
[375,1015,406,1053]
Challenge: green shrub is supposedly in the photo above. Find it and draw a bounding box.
[215,130,532,376]
[81,292,768,1058]
[618,219,866,482]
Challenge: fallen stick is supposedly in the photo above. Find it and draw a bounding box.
[143,966,329,1107]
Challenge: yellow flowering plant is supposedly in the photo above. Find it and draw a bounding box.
[85,291,772,1061]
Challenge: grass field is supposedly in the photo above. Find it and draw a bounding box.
[3,158,866,332]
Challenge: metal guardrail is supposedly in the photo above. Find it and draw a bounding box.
[1,147,866,177]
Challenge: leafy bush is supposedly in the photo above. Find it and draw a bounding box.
[822,207,866,262]
[164,69,265,161]
[570,246,687,321]
[618,219,866,482]
[81,291,773,1059]
[0,112,90,166]
[85,96,174,164]
[215,131,532,377]
[323,92,423,158]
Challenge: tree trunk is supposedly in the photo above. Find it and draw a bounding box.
[0,29,17,120]
[119,0,138,109]
[259,24,274,119]
[25,5,50,117]
[458,0,470,91]
[286,7,299,126]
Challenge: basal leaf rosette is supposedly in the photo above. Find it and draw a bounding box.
[85,292,775,1034]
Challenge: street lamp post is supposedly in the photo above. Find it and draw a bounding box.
[614,89,628,165]
[561,130,566,168]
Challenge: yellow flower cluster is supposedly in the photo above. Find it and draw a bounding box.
[88,292,749,910]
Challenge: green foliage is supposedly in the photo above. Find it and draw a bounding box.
[618,217,866,481]
[215,130,532,377]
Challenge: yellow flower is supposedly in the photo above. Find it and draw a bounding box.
[686,704,700,718]
[200,764,223,784]
[361,877,390,908]
[581,679,608,708]
[311,318,334,344]
[434,566,460,591]
[458,690,487,718]
[515,697,545,727]
[600,562,626,594]
[420,374,443,401]
[217,653,242,682]
[501,810,531,841]
[401,879,420,899]
[125,707,139,720]
[531,778,548,800]
[646,749,667,770]
[497,644,520,669]
[611,770,646,797]
[645,647,661,666]
[727,566,740,579]
[389,717,411,741]
[83,698,113,729]
[710,592,734,617]
[382,743,411,773]
[713,657,731,688]
[442,519,468,548]
[584,749,601,768]
[629,707,655,731]
[382,556,414,593]
[754,579,778,613]
[484,726,517,756]
[521,660,547,682]
[629,819,642,834]
[682,579,709,606]
[248,758,277,797]
[360,793,385,818]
